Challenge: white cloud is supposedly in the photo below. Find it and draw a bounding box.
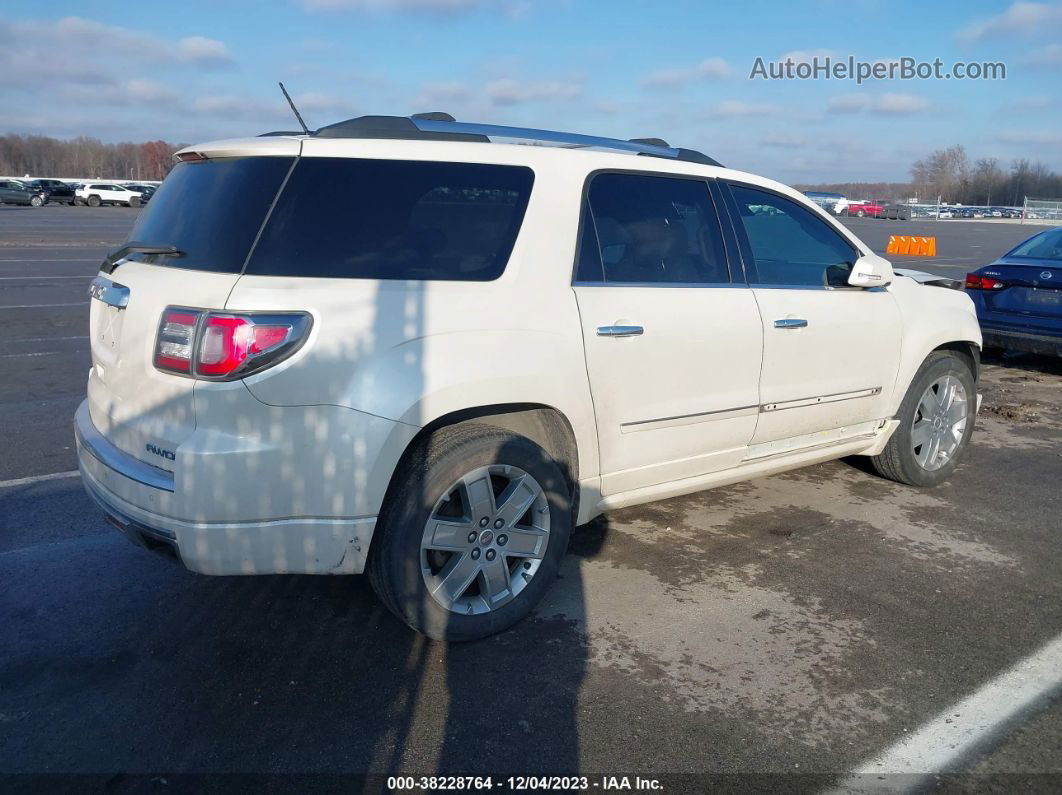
[413,80,473,108]
[711,100,777,117]
[956,1,1062,43]
[641,58,731,88]
[177,36,233,66]
[825,93,929,115]
[779,49,838,64]
[1026,42,1062,65]
[826,94,869,114]
[1009,94,1054,109]
[995,130,1062,146]
[759,132,807,149]
[485,78,581,106]
[873,92,930,115]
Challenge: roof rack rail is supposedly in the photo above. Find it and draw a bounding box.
[308,115,723,167]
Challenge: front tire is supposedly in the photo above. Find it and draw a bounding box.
[870,352,976,487]
[87,195,101,207]
[368,423,572,641]
[129,197,141,208]
[29,195,44,207]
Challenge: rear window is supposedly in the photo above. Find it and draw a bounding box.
[126,157,294,273]
[245,158,534,280]
[1007,228,1062,260]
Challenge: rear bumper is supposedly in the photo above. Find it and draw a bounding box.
[981,327,1062,357]
[75,400,376,575]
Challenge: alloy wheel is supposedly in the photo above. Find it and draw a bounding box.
[420,464,550,615]
[911,375,968,471]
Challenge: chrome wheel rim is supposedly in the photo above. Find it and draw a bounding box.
[912,375,968,471]
[420,464,550,616]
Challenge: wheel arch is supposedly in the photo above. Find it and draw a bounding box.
[376,402,582,547]
[932,340,980,382]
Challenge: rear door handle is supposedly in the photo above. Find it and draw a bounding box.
[597,325,644,338]
[773,318,808,329]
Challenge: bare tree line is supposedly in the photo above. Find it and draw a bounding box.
[0,134,184,181]
[800,146,1062,206]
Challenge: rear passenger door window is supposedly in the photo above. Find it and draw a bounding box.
[726,183,857,288]
[576,173,729,285]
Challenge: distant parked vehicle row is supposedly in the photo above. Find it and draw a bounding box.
[0,179,49,206]
[25,178,76,205]
[73,183,144,207]
[843,201,910,220]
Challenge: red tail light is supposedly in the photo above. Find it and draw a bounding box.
[154,309,311,379]
[965,273,1005,290]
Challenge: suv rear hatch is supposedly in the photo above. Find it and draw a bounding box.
[86,147,296,469]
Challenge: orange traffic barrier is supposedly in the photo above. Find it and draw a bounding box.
[886,235,936,256]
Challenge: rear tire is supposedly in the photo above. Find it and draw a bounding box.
[870,352,976,487]
[87,195,101,207]
[368,423,572,641]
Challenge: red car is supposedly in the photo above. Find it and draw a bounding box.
[847,201,885,218]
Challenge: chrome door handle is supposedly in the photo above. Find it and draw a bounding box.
[597,325,644,338]
[773,318,808,329]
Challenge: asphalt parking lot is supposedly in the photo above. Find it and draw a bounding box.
[2,205,1061,790]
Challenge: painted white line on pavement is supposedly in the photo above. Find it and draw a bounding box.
[0,470,80,489]
[0,275,92,280]
[0,349,87,359]
[830,632,1062,792]
[13,335,90,343]
[0,302,85,309]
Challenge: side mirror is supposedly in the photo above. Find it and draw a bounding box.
[848,254,894,288]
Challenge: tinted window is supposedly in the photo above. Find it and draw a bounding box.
[577,173,729,284]
[246,158,534,281]
[126,157,294,273]
[729,184,857,287]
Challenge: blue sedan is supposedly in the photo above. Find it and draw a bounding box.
[966,227,1062,357]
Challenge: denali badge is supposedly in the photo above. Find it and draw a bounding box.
[146,443,176,461]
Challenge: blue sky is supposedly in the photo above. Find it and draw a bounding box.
[2,0,1059,183]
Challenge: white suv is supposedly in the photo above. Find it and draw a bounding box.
[76,114,982,640]
[75,182,143,207]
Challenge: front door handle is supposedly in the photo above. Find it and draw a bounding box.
[597,325,644,338]
[773,318,808,329]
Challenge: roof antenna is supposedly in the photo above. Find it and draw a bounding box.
[278,82,310,135]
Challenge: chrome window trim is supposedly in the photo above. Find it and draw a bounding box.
[573,280,746,289]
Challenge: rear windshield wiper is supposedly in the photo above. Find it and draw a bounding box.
[102,242,183,273]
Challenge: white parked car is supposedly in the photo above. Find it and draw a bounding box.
[75,182,143,207]
[76,115,982,640]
